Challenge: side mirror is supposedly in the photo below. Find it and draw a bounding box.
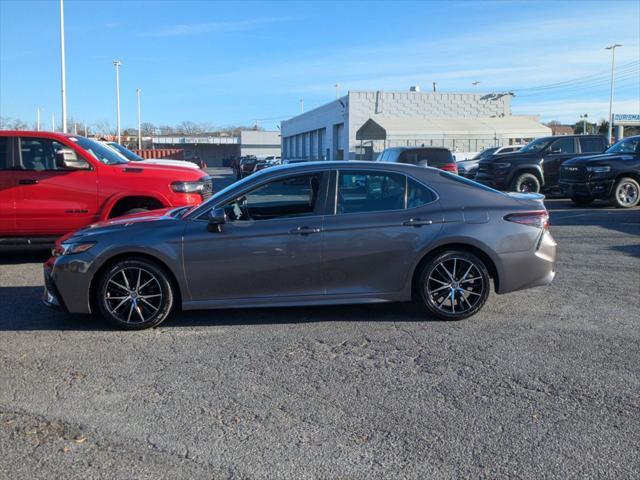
[207,207,227,232]
[56,148,90,170]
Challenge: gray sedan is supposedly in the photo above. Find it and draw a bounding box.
[43,162,557,329]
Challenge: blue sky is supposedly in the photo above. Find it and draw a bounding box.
[1,0,638,131]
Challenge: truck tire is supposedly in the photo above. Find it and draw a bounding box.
[510,173,541,193]
[610,177,640,208]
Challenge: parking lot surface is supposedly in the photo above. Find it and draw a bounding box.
[1,169,639,479]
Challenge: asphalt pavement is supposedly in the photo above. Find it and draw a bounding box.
[1,169,638,479]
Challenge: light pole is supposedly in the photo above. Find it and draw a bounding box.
[605,44,622,143]
[113,60,122,143]
[334,83,341,99]
[580,113,589,134]
[136,88,142,149]
[36,108,41,131]
[60,0,67,133]
[300,97,304,113]
[51,113,56,131]
[472,80,480,89]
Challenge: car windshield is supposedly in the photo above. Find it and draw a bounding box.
[606,137,640,154]
[72,137,129,165]
[108,142,144,161]
[472,147,498,160]
[520,138,552,153]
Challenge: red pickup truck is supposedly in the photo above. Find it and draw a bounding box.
[0,131,212,244]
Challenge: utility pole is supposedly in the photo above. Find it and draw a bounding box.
[36,108,41,131]
[432,82,437,92]
[113,60,122,143]
[580,114,588,134]
[136,88,142,149]
[605,44,622,143]
[60,0,68,133]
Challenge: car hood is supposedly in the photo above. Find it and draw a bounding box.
[139,159,201,170]
[478,151,539,164]
[58,208,181,245]
[563,152,630,166]
[112,162,206,178]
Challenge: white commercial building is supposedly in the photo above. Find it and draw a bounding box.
[281,90,551,161]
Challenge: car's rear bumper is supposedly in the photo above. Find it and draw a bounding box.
[559,179,614,199]
[496,229,557,294]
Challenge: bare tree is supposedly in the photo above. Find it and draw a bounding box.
[140,122,156,136]
[0,116,29,130]
[93,119,114,137]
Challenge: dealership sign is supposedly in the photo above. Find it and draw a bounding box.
[613,113,640,126]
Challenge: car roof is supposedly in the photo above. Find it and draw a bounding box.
[264,160,442,178]
[387,146,450,151]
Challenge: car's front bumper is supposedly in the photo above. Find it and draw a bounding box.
[42,254,94,314]
[559,179,614,199]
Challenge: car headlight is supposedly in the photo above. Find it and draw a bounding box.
[171,180,205,193]
[586,166,611,174]
[53,242,96,257]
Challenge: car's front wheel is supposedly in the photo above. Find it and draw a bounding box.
[610,177,639,208]
[510,173,541,193]
[96,258,174,330]
[417,251,490,321]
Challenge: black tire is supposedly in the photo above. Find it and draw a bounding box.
[96,258,174,330]
[121,208,149,216]
[416,250,490,321]
[571,196,594,206]
[509,173,541,193]
[610,177,640,208]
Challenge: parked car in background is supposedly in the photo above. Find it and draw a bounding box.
[0,131,212,243]
[253,156,282,173]
[475,135,608,193]
[559,135,640,208]
[102,141,202,170]
[377,147,458,174]
[238,156,258,179]
[457,145,523,179]
[43,161,556,329]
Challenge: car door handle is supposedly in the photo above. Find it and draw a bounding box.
[19,179,38,185]
[289,226,321,235]
[403,218,433,227]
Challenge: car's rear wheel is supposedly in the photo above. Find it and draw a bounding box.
[571,195,594,206]
[510,173,541,193]
[610,177,639,208]
[96,258,174,330]
[417,251,490,321]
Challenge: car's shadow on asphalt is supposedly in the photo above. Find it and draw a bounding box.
[0,286,434,332]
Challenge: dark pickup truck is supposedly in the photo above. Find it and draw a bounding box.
[560,135,640,208]
[475,135,608,193]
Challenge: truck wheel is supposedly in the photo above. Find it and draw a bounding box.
[571,196,594,206]
[510,173,541,193]
[610,177,640,208]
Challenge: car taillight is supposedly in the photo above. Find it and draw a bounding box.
[504,211,549,230]
[439,163,458,174]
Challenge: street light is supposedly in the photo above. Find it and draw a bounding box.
[605,44,622,143]
[113,60,122,143]
[59,0,67,133]
[580,113,589,134]
[334,83,341,99]
[136,88,142,150]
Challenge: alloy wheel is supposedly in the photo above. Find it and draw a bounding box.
[425,257,486,315]
[617,181,639,207]
[104,267,163,324]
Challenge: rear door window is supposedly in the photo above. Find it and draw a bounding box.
[579,137,605,153]
[337,170,405,214]
[407,178,437,208]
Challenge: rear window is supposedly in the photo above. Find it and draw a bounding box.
[0,137,7,169]
[579,137,605,153]
[400,149,453,166]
